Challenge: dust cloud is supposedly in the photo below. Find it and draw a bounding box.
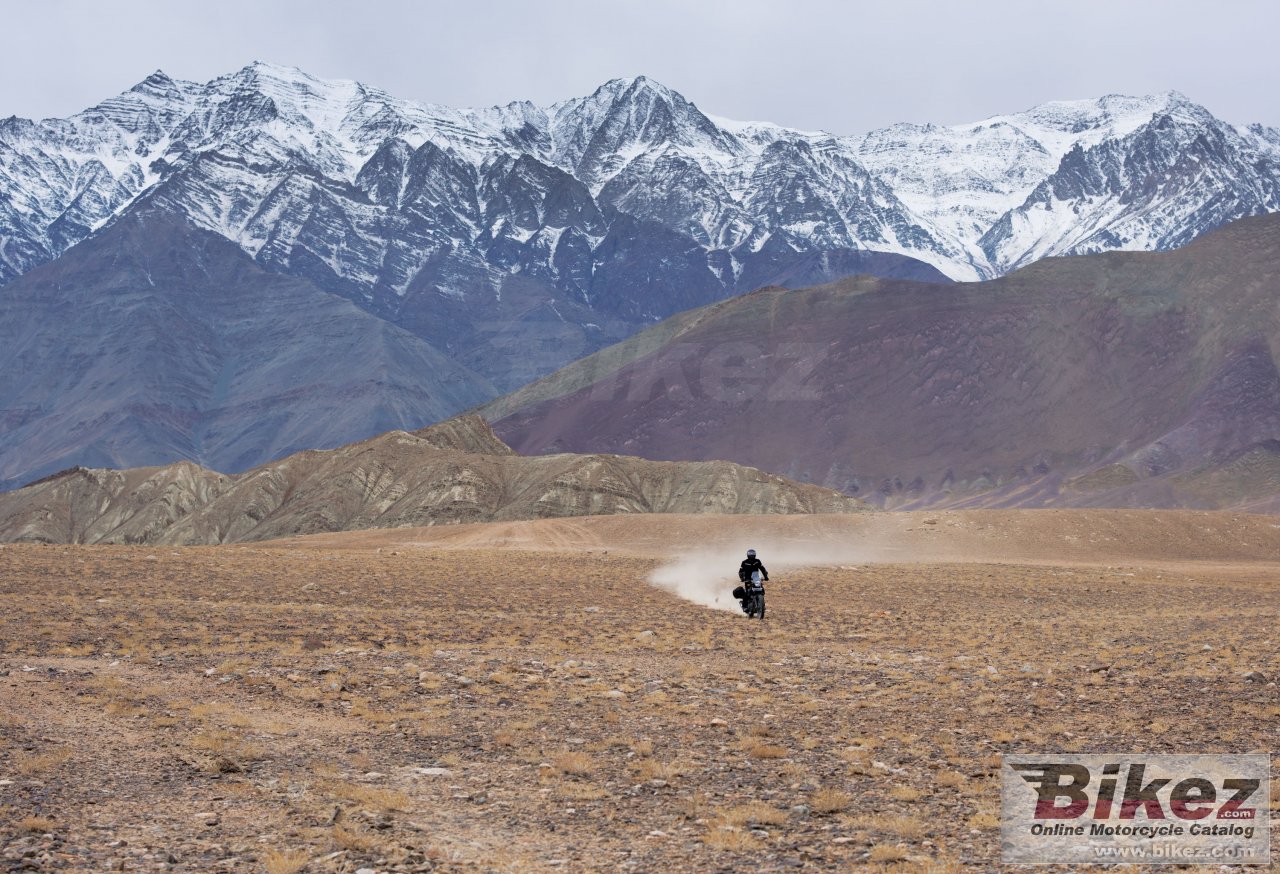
[647,536,907,611]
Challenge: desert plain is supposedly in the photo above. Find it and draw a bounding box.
[2,509,1279,872]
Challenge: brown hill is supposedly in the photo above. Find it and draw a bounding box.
[0,416,865,545]
[488,214,1280,509]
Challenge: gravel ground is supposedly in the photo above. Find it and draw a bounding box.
[2,512,1278,872]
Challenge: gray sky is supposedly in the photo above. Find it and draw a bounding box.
[3,0,1278,134]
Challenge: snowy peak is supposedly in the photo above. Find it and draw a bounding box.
[548,75,743,184]
[978,101,1280,272]
[127,70,195,101]
[0,65,1276,294]
[989,90,1208,156]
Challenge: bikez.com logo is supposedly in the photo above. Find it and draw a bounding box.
[1013,761,1260,838]
[1000,754,1269,863]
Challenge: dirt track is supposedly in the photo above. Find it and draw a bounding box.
[287,508,1280,564]
[2,510,1279,872]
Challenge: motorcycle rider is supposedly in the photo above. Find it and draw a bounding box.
[732,549,768,610]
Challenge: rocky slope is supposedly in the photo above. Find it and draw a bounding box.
[0,416,866,545]
[489,214,1280,510]
[0,207,498,490]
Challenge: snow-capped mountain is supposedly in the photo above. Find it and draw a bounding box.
[2,63,1279,492]
[2,64,1279,381]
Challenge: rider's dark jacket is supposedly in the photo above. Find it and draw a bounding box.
[739,556,768,583]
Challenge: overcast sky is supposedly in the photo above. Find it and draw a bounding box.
[3,0,1277,134]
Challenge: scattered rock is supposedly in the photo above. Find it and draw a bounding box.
[410,767,453,777]
[790,804,810,818]
[1244,671,1267,683]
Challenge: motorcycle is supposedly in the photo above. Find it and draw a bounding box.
[737,570,765,619]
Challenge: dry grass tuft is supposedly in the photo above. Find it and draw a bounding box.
[17,816,56,833]
[322,780,411,812]
[262,848,310,874]
[810,787,853,815]
[702,827,763,852]
[869,843,910,862]
[554,751,595,776]
[15,749,72,775]
[743,738,787,759]
[879,814,929,840]
[330,825,377,852]
[935,770,967,788]
[717,801,788,827]
[632,758,680,782]
[558,781,609,800]
[968,811,1000,830]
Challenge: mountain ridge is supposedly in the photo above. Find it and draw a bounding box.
[0,414,868,545]
[3,62,1275,298]
[489,213,1280,510]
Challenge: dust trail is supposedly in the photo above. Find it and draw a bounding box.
[647,536,905,611]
